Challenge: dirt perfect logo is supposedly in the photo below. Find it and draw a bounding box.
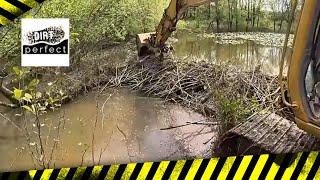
[21,19,69,66]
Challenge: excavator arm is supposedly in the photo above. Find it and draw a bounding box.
[287,0,320,137]
[137,0,210,56]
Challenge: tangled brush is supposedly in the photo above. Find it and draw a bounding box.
[100,56,282,122]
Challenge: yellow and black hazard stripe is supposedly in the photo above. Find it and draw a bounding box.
[1,152,320,179]
[1,1,319,179]
[0,0,46,26]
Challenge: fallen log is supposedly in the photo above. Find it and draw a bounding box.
[215,112,320,156]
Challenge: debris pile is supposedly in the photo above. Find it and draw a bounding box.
[103,56,281,120]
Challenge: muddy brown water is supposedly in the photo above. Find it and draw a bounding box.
[0,32,287,172]
[0,89,216,171]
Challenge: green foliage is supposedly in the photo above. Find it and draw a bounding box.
[0,1,172,110]
[10,67,66,114]
[216,91,260,123]
[21,82,67,115]
[27,78,40,91]
[1,0,169,68]
[13,88,23,100]
[34,0,168,43]
[220,98,248,122]
[12,66,30,80]
[180,0,293,33]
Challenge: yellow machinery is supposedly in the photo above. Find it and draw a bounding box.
[137,0,320,138]
[286,0,320,137]
[136,0,210,56]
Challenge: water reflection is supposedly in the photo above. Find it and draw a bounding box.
[173,31,286,76]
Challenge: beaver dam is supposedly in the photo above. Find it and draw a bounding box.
[0,32,319,171]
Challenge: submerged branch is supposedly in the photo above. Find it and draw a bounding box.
[160,120,220,130]
[0,101,18,108]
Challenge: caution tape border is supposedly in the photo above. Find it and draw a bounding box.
[1,0,320,180]
[1,152,320,179]
[0,0,46,27]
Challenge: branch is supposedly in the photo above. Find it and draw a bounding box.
[0,101,18,108]
[0,76,14,99]
[160,120,219,130]
[0,112,22,131]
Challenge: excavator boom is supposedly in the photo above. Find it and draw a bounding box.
[136,0,210,56]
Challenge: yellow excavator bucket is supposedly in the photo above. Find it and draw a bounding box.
[136,32,155,56]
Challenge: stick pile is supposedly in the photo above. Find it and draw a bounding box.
[103,56,281,119]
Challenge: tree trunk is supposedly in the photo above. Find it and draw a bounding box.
[216,1,220,32]
[279,20,283,32]
[252,2,255,29]
[235,0,238,31]
[208,2,210,18]
[246,0,250,32]
[228,0,231,31]
[256,0,262,29]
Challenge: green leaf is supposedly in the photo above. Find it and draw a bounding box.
[28,79,40,90]
[21,97,31,103]
[21,68,31,74]
[31,105,36,114]
[24,93,33,100]
[62,95,69,100]
[36,92,42,99]
[48,97,53,104]
[22,105,35,114]
[13,89,23,100]
[12,67,20,76]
